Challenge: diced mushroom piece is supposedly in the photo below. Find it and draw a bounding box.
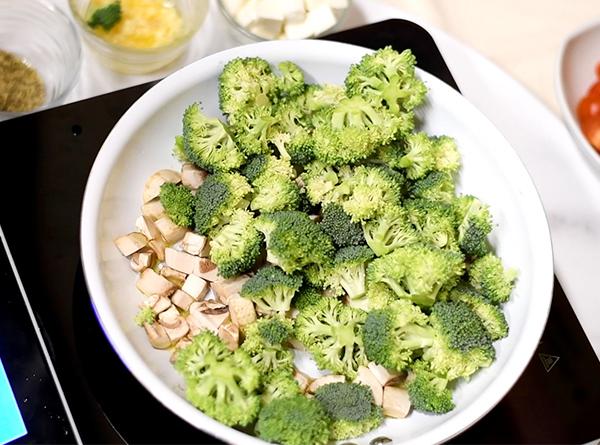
[307,375,345,394]
[136,269,176,298]
[382,386,411,419]
[368,362,401,386]
[114,232,148,256]
[199,241,211,257]
[142,199,165,220]
[210,275,250,304]
[228,294,256,327]
[188,302,229,333]
[135,216,152,239]
[289,338,306,351]
[143,169,181,203]
[144,323,171,349]
[186,314,203,336]
[159,266,187,288]
[293,370,311,393]
[356,366,383,406]
[171,289,194,311]
[148,239,166,262]
[218,322,239,351]
[158,305,181,329]
[141,294,159,309]
[170,337,193,363]
[182,274,209,300]
[195,264,222,282]
[164,319,189,343]
[308,214,320,221]
[181,232,207,256]
[165,248,201,275]
[194,257,217,274]
[181,163,208,189]
[152,295,172,314]
[143,215,163,240]
[155,217,187,244]
[130,250,154,273]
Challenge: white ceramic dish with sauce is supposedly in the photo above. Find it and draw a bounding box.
[80,40,553,444]
[556,18,600,172]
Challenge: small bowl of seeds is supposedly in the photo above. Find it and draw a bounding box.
[0,0,81,120]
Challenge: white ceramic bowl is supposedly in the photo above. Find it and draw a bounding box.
[556,18,600,172]
[80,40,553,445]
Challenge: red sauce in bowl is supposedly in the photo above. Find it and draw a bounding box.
[577,63,600,153]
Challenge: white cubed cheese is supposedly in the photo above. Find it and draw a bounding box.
[235,0,258,27]
[304,4,337,36]
[222,0,245,15]
[304,0,328,11]
[281,0,306,22]
[256,0,285,21]
[327,0,348,10]
[283,17,315,39]
[249,19,283,39]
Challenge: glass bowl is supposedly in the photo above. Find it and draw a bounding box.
[69,0,209,74]
[217,0,351,44]
[0,0,81,120]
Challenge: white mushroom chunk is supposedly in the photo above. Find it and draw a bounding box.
[293,370,311,393]
[181,163,208,189]
[159,266,187,288]
[368,362,400,386]
[188,301,229,333]
[144,323,171,349]
[114,232,148,256]
[148,239,166,262]
[218,322,239,351]
[143,169,181,203]
[356,366,383,406]
[165,248,201,275]
[158,305,181,329]
[136,269,176,298]
[228,294,256,327]
[307,375,345,394]
[195,263,222,282]
[182,232,207,256]
[210,275,250,304]
[186,314,203,336]
[141,294,159,309]
[382,386,411,419]
[195,257,217,274]
[199,241,211,257]
[288,338,306,351]
[171,289,194,311]
[143,215,163,240]
[129,250,154,272]
[164,319,190,343]
[142,199,165,220]
[135,216,152,239]
[152,295,172,314]
[181,274,209,300]
[155,217,188,244]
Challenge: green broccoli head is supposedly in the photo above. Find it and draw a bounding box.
[293,285,325,311]
[208,209,263,278]
[367,244,465,307]
[172,134,187,162]
[345,47,427,115]
[468,253,517,304]
[230,106,276,156]
[301,161,342,206]
[362,205,419,256]
[399,133,461,180]
[241,266,302,315]
[193,172,252,235]
[275,61,306,101]
[454,195,493,258]
[260,369,301,405]
[134,305,155,326]
[255,211,335,274]
[329,406,384,440]
[251,174,301,213]
[319,203,366,248]
[256,395,331,445]
[449,285,508,340]
[295,298,368,378]
[408,170,456,203]
[405,199,459,250]
[218,57,277,124]
[159,182,195,228]
[175,331,261,427]
[269,104,315,165]
[243,316,294,347]
[363,299,432,371]
[242,153,296,184]
[365,282,398,310]
[182,103,245,172]
[406,361,455,414]
[304,83,346,112]
[433,135,461,173]
[326,246,375,301]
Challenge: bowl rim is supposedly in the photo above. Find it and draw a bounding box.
[555,17,600,172]
[80,39,554,445]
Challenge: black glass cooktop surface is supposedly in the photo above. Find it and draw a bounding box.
[1,19,599,444]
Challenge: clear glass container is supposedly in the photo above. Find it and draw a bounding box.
[69,0,209,74]
[0,0,81,119]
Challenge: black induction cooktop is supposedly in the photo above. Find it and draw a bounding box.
[1,19,599,445]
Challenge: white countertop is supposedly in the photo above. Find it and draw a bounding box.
[49,0,600,360]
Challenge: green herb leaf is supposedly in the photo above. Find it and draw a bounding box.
[87,1,122,31]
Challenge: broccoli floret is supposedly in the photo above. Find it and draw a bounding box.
[367,244,465,307]
[468,254,517,304]
[249,316,294,346]
[449,285,508,340]
[270,104,314,165]
[365,282,398,310]
[319,203,366,247]
[406,362,455,414]
[209,209,262,278]
[433,135,461,173]
[175,331,261,427]
[275,61,306,101]
[304,83,346,112]
[182,103,245,172]
[172,135,187,161]
[242,317,295,375]
[398,132,438,180]
[312,95,407,166]
[295,298,367,378]
[251,174,301,213]
[325,246,374,301]
[345,47,427,115]
[341,165,403,222]
[219,57,277,124]
[241,266,302,315]
[242,154,296,184]
[134,305,155,326]
[230,106,276,156]
[193,172,252,235]
[293,285,324,311]
[256,395,331,445]
[301,162,342,206]
[408,171,456,203]
[363,299,432,371]
[362,205,419,256]
[329,406,384,440]
[261,369,301,405]
[405,199,458,250]
[255,211,335,274]
[159,183,195,228]
[454,195,493,258]
[87,0,121,30]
